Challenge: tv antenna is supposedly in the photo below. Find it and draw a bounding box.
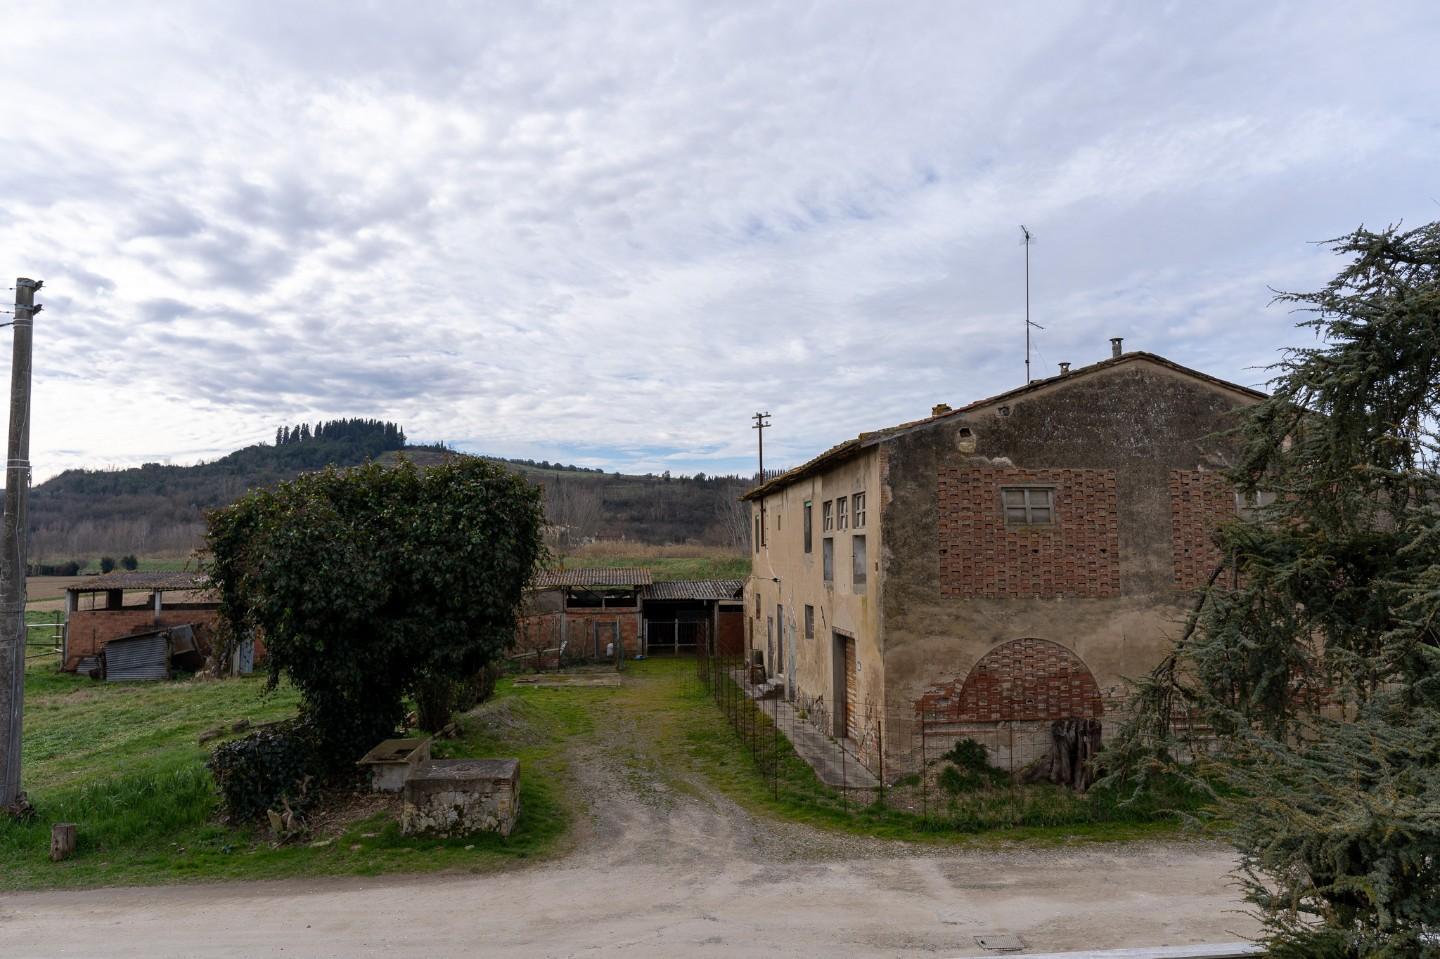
[1021,225,1044,382]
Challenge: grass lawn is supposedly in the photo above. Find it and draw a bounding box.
[2,656,1188,891]
[558,541,750,581]
[0,656,584,890]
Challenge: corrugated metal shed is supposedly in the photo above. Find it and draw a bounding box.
[66,571,211,594]
[644,580,744,602]
[533,568,654,588]
[102,630,172,682]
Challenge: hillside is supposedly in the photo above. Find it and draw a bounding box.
[25,421,751,562]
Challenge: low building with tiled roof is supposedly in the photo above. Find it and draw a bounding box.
[518,570,745,663]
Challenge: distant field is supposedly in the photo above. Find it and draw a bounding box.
[25,558,200,610]
[558,541,750,581]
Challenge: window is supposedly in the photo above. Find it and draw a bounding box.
[823,500,834,532]
[566,588,637,609]
[804,604,814,639]
[852,491,866,528]
[836,496,848,530]
[1236,489,1277,521]
[1002,486,1054,525]
[803,501,813,553]
[852,535,867,591]
[822,537,834,583]
[754,591,761,618]
[754,515,760,552]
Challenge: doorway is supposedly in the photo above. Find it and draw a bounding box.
[832,631,857,739]
[594,621,618,659]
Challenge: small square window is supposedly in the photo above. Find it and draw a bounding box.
[836,496,848,530]
[1001,487,1055,525]
[853,491,866,528]
[1236,489,1277,521]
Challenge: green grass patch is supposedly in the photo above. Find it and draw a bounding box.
[558,546,750,581]
[0,662,581,890]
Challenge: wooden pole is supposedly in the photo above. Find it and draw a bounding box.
[0,278,37,810]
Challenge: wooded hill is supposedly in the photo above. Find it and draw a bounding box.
[25,419,752,561]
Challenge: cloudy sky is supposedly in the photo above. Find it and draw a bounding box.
[1,1,1437,481]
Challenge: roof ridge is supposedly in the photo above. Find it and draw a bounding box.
[742,351,1267,501]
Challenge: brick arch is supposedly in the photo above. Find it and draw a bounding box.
[918,638,1103,723]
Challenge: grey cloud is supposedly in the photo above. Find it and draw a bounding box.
[1,1,1438,480]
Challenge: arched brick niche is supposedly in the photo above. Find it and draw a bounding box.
[917,638,1104,723]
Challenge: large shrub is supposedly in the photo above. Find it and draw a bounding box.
[204,457,547,785]
[207,721,321,824]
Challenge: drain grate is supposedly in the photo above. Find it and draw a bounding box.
[974,932,1025,953]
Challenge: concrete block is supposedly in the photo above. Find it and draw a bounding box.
[357,737,432,793]
[401,759,520,838]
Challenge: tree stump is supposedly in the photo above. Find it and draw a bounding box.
[50,822,77,861]
[1050,718,1103,792]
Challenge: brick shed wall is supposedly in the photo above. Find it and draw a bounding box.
[516,609,643,659]
[938,468,1120,599]
[65,606,223,671]
[1170,470,1235,589]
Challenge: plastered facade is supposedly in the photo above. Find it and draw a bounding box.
[746,354,1263,777]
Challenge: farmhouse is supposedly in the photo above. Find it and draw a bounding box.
[742,341,1266,775]
[60,571,252,676]
[518,569,744,662]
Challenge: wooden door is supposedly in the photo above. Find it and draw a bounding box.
[776,604,784,676]
[766,617,774,676]
[843,636,858,739]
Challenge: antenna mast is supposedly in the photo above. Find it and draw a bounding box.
[1020,225,1044,383]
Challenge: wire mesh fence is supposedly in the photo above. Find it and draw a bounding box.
[690,638,1146,830]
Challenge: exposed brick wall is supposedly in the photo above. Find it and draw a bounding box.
[917,637,1104,723]
[1170,470,1235,589]
[937,467,1120,598]
[65,607,224,671]
[517,609,642,659]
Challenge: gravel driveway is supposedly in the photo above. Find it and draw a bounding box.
[1,688,1256,957]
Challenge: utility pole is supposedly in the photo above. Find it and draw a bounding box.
[0,277,39,811]
[752,411,770,549]
[1020,225,1043,383]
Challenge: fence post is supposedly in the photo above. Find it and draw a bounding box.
[772,694,779,799]
[921,709,927,824]
[877,717,885,806]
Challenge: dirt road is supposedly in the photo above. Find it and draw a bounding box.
[1,687,1256,958]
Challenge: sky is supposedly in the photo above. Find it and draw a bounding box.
[1,0,1437,482]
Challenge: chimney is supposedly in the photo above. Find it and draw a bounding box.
[931,403,952,417]
[1110,337,1124,358]
[1059,362,1071,375]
